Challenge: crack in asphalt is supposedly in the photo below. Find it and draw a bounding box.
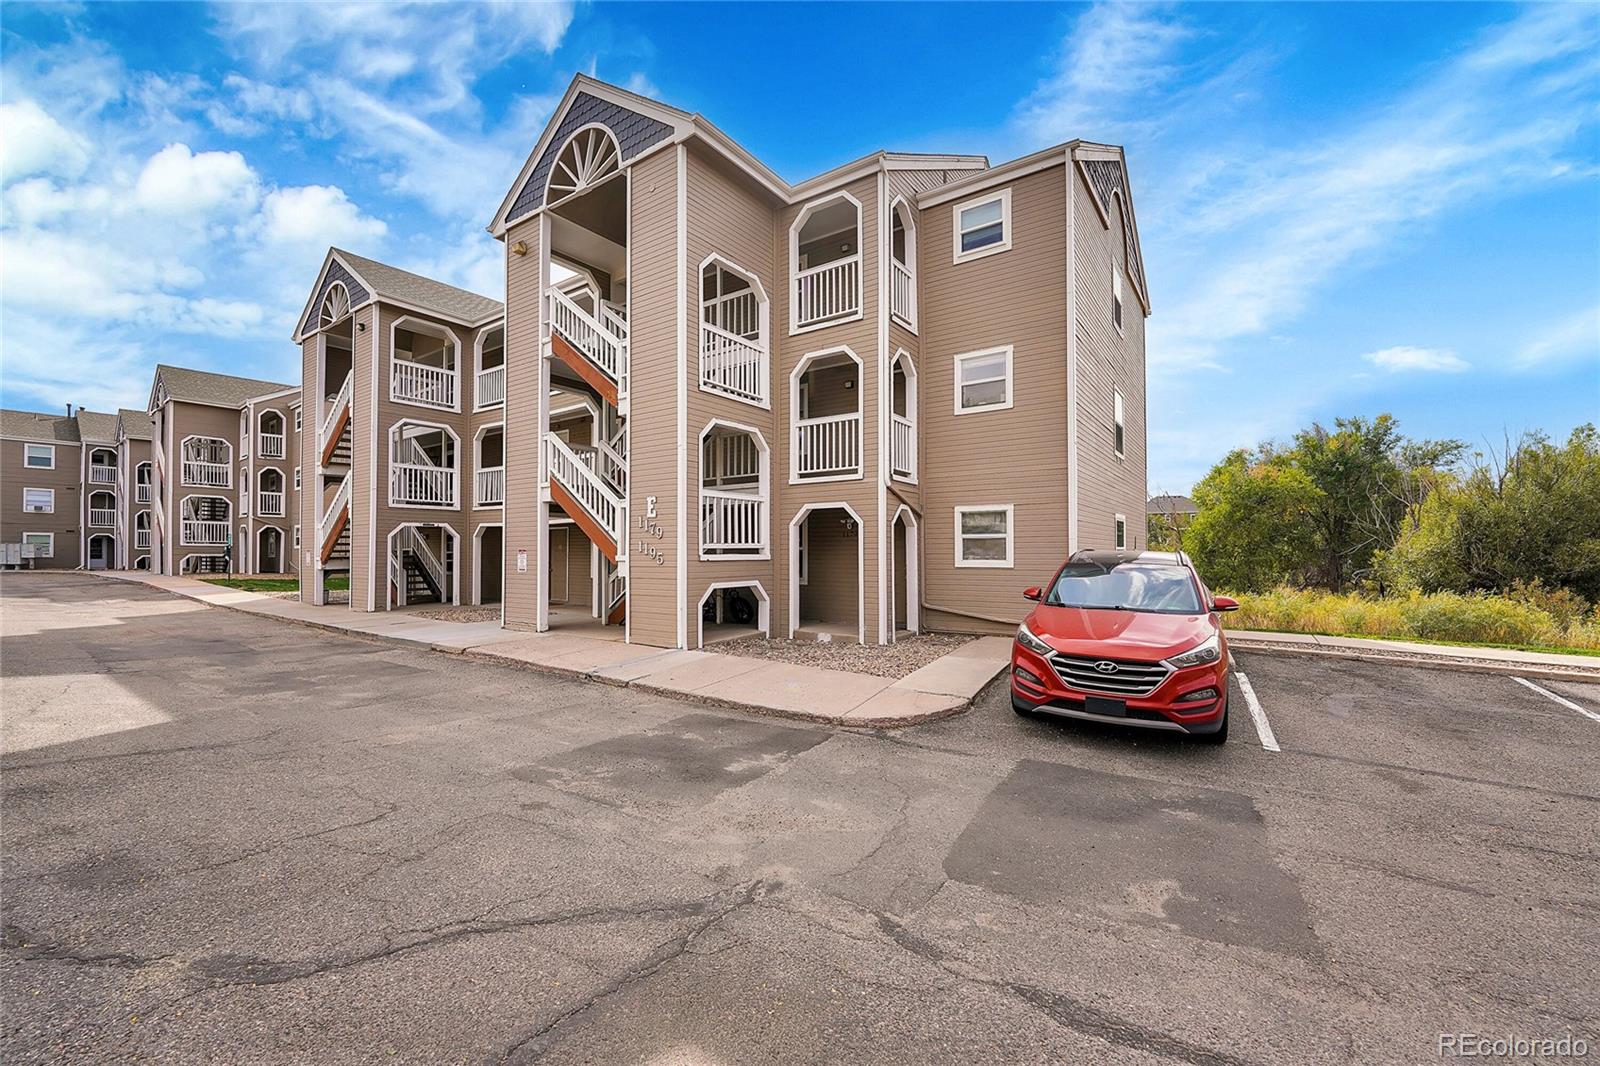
[498,880,768,1064]
[0,729,286,775]
[2,925,172,970]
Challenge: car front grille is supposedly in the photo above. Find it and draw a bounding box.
[1045,652,1171,697]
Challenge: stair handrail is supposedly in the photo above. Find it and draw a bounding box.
[546,433,623,544]
[595,438,628,494]
[321,371,353,444]
[547,288,625,384]
[408,528,447,599]
[320,472,351,532]
[605,563,626,612]
[599,300,629,341]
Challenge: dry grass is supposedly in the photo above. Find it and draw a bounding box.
[1223,587,1600,654]
[705,632,974,679]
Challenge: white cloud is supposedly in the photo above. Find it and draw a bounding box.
[257,185,388,248]
[1516,305,1600,370]
[0,99,92,182]
[133,142,259,214]
[1362,346,1470,373]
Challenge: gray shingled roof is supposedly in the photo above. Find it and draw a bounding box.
[1,409,81,445]
[75,409,120,443]
[118,408,154,441]
[336,249,503,325]
[1147,494,1198,515]
[154,364,296,409]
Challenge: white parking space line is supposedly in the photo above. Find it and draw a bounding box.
[1234,671,1280,752]
[1512,676,1600,723]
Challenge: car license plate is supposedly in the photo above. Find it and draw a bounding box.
[1085,696,1127,718]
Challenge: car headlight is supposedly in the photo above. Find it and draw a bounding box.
[1165,632,1221,670]
[1015,621,1053,657]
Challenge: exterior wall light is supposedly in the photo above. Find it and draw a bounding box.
[511,241,529,257]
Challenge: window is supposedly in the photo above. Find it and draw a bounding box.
[23,488,54,513]
[293,525,301,550]
[952,188,1011,263]
[955,505,1013,568]
[294,409,302,432]
[24,443,55,469]
[1115,514,1128,550]
[1113,389,1126,458]
[22,532,54,558]
[294,467,301,491]
[954,346,1013,414]
[1112,269,1125,334]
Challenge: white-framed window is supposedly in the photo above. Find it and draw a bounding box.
[952,188,1011,264]
[1113,389,1126,458]
[22,532,54,558]
[293,525,301,550]
[1115,513,1128,550]
[294,466,301,491]
[1112,269,1125,334]
[954,505,1013,568]
[294,409,302,432]
[953,346,1013,414]
[23,443,55,469]
[22,487,55,513]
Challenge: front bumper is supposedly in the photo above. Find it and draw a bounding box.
[1010,643,1227,734]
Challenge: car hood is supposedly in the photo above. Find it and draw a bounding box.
[1026,604,1214,661]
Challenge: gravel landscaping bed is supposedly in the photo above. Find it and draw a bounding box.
[412,606,501,623]
[705,632,974,679]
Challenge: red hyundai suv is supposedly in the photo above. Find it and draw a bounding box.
[1010,550,1238,743]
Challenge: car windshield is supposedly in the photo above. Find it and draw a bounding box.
[1044,561,1204,614]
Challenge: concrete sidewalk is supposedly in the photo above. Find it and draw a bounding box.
[1227,627,1600,678]
[93,571,1008,727]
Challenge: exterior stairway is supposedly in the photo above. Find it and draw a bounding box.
[547,289,627,407]
[319,472,352,565]
[402,553,442,603]
[320,371,353,467]
[547,435,624,562]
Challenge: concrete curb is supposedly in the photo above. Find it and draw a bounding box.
[93,572,991,730]
[1231,641,1600,685]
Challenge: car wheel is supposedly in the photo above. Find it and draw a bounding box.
[1197,695,1229,745]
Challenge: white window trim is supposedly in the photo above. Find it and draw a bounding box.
[473,322,507,411]
[294,466,301,491]
[954,504,1014,569]
[179,434,233,488]
[953,345,1014,415]
[1112,268,1126,337]
[788,191,865,336]
[23,443,56,470]
[389,315,464,414]
[952,187,1012,264]
[294,408,302,432]
[889,196,918,333]
[1113,388,1126,460]
[387,419,462,510]
[697,418,771,562]
[293,524,301,550]
[22,487,55,514]
[22,531,55,558]
[698,253,772,409]
[788,345,865,485]
[890,348,918,485]
[1115,513,1128,550]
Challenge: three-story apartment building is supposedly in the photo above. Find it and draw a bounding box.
[146,365,298,575]
[2,408,84,569]
[115,408,154,570]
[480,75,1148,647]
[293,250,504,608]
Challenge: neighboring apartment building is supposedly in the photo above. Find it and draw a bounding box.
[146,365,298,576]
[468,74,1148,647]
[75,409,122,570]
[293,250,504,608]
[238,386,302,576]
[116,408,155,569]
[2,408,84,569]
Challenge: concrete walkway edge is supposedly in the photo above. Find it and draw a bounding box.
[1226,628,1600,682]
[89,571,1007,729]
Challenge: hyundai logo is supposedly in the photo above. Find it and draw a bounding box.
[1093,661,1119,674]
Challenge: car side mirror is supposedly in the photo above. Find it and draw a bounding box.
[1212,596,1239,612]
[1023,586,1042,602]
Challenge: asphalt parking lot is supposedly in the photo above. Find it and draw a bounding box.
[3,572,1597,1064]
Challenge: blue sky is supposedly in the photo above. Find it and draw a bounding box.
[1,1,1595,491]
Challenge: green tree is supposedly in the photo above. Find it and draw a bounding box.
[1184,450,1323,592]
[1381,425,1600,600]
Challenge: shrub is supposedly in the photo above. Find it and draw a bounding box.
[1399,592,1561,647]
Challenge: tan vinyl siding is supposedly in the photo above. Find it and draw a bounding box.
[1072,167,1148,555]
[625,147,681,647]
[167,399,247,575]
[298,336,321,599]
[503,215,542,627]
[918,163,1071,629]
[2,438,82,569]
[348,303,379,609]
[118,438,153,568]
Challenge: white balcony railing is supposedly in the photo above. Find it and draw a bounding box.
[258,491,286,517]
[700,489,765,553]
[136,484,151,503]
[475,466,504,506]
[546,435,623,546]
[548,288,627,391]
[793,412,861,479]
[182,520,229,546]
[89,508,116,528]
[321,370,353,445]
[134,530,151,550]
[891,414,916,479]
[182,460,230,488]
[476,365,506,408]
[700,324,768,406]
[259,433,286,459]
[891,259,915,323]
[391,461,456,507]
[89,465,116,485]
[793,256,860,329]
[391,359,457,409]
